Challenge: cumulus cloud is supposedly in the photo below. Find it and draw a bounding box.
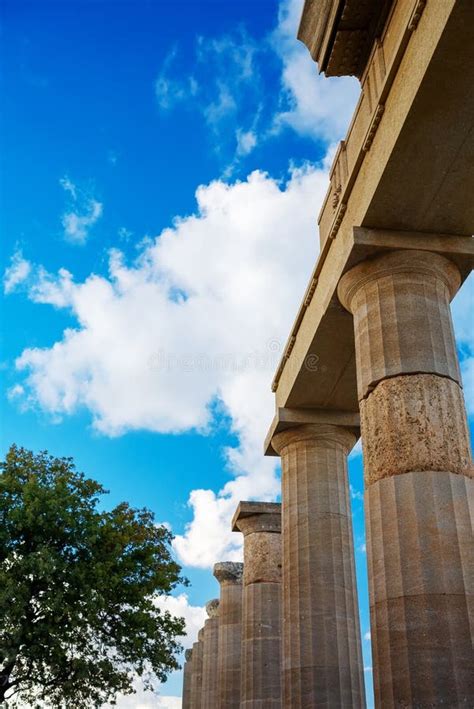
[60,176,103,245]
[3,250,31,294]
[7,161,329,566]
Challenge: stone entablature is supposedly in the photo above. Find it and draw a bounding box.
[298,0,393,79]
[318,0,429,251]
[269,0,474,405]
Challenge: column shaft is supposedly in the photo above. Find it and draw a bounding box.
[201,599,219,708]
[233,502,282,708]
[190,634,203,709]
[273,425,366,708]
[182,649,193,709]
[338,249,474,707]
[214,562,243,709]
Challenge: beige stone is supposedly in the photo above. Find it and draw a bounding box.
[232,501,282,708]
[213,562,243,709]
[182,648,193,709]
[338,250,462,399]
[190,634,203,709]
[269,0,474,414]
[272,424,365,708]
[201,599,219,709]
[366,471,474,707]
[298,0,391,79]
[360,373,473,485]
[340,249,474,705]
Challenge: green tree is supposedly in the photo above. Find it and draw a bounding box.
[0,445,186,707]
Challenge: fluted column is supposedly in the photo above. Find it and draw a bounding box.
[213,561,243,709]
[232,501,282,708]
[182,648,193,709]
[338,249,473,707]
[190,629,204,709]
[201,599,219,708]
[272,425,365,708]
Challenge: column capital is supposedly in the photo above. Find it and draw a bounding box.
[265,406,359,456]
[205,598,219,618]
[272,423,356,457]
[338,249,461,313]
[231,501,281,535]
[213,561,243,585]
[185,648,193,661]
[337,249,463,399]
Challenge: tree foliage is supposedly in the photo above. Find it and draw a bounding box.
[0,445,186,707]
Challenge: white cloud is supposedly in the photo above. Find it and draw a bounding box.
[452,273,474,415]
[60,176,103,245]
[111,686,181,709]
[112,690,181,709]
[153,593,206,647]
[271,0,360,142]
[107,593,204,708]
[3,250,31,294]
[236,129,257,156]
[349,438,362,459]
[364,631,371,641]
[156,698,181,709]
[152,0,359,165]
[350,485,364,502]
[155,48,198,110]
[8,160,329,567]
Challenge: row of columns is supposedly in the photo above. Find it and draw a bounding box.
[183,460,366,707]
[183,249,473,708]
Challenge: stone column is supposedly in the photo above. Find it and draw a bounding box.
[190,630,204,709]
[182,648,193,709]
[338,249,473,707]
[272,424,365,708]
[213,562,243,709]
[201,599,219,709]
[232,501,282,708]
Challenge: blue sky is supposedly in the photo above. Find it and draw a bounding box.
[2,1,473,707]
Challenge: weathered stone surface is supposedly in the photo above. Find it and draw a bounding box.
[342,248,474,706]
[361,373,473,486]
[242,531,282,587]
[201,600,219,709]
[213,561,244,585]
[272,424,365,708]
[182,649,193,709]
[298,0,392,79]
[241,582,282,709]
[366,471,474,707]
[190,638,203,709]
[233,501,282,708]
[338,250,462,400]
[213,562,243,709]
[205,598,219,618]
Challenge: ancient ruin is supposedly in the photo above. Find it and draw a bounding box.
[183,0,473,705]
